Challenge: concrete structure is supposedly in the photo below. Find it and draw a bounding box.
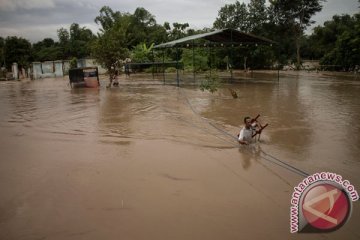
[42,61,56,78]
[31,58,107,79]
[32,61,60,79]
[20,68,26,78]
[302,60,320,70]
[12,63,18,80]
[54,60,63,77]
[77,59,87,68]
[78,58,107,74]
[63,61,70,75]
[32,62,42,79]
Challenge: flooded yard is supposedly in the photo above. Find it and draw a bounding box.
[0,71,359,239]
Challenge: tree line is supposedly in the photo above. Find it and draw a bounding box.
[0,0,359,74]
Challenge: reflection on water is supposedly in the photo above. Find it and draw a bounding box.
[198,72,360,177]
[0,73,359,239]
[1,74,359,172]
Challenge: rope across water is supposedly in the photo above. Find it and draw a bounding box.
[179,87,310,178]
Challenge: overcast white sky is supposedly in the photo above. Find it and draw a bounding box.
[0,0,359,42]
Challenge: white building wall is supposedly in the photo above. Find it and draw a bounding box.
[54,60,63,77]
[12,63,18,80]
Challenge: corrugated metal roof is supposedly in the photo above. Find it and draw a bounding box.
[154,28,276,49]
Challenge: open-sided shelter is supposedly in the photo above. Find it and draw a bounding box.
[153,28,277,86]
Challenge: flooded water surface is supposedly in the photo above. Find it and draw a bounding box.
[0,72,359,239]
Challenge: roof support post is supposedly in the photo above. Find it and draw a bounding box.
[230,29,234,83]
[151,49,155,80]
[163,49,166,84]
[176,48,179,87]
[192,40,195,83]
[209,44,212,77]
[277,44,280,81]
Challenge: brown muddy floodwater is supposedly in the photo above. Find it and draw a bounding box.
[0,72,359,240]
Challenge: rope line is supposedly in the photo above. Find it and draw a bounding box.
[179,88,310,177]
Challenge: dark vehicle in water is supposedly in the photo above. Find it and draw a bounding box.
[69,67,100,88]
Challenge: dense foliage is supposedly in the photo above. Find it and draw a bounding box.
[0,1,359,72]
[2,36,32,70]
[91,7,131,83]
[303,13,360,71]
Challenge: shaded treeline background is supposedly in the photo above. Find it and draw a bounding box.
[0,0,359,73]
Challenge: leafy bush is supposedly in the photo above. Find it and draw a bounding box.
[70,57,77,69]
[199,71,221,93]
[165,67,177,73]
[131,43,154,63]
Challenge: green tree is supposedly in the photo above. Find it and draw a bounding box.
[181,48,209,72]
[69,23,95,59]
[213,0,275,69]
[94,6,123,32]
[32,38,62,61]
[4,36,31,70]
[127,7,155,47]
[57,27,70,59]
[213,1,250,31]
[262,18,296,65]
[131,43,154,62]
[309,13,360,70]
[200,71,221,93]
[0,37,5,68]
[269,0,325,68]
[92,6,131,86]
[70,57,78,69]
[248,0,268,34]
[162,22,191,62]
[56,23,95,60]
[166,22,190,40]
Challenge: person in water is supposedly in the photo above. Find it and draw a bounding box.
[238,116,255,145]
